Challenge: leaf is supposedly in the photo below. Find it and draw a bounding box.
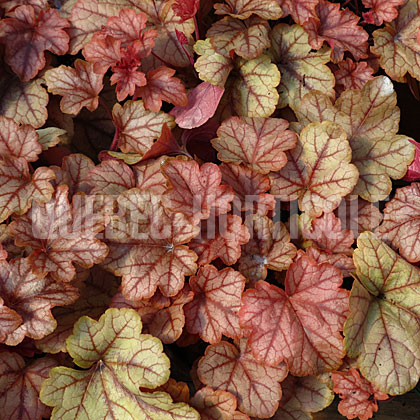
[162,159,234,225]
[0,77,48,128]
[111,286,193,344]
[268,23,335,110]
[404,139,420,181]
[170,82,225,129]
[103,189,199,300]
[332,368,388,420]
[133,158,168,194]
[82,34,122,74]
[136,66,188,113]
[362,0,406,26]
[181,120,219,162]
[270,121,359,217]
[0,157,55,223]
[371,0,420,81]
[0,258,78,345]
[294,76,415,202]
[278,0,318,24]
[238,215,296,281]
[0,116,41,161]
[197,339,288,417]
[334,58,375,91]
[220,163,275,215]
[0,352,58,420]
[375,183,420,263]
[189,214,250,266]
[0,5,69,81]
[305,247,355,278]
[40,308,200,420]
[44,59,104,115]
[112,100,175,154]
[155,378,190,403]
[172,0,200,22]
[37,127,67,151]
[8,185,108,282]
[239,255,349,374]
[0,0,48,14]
[344,232,420,395]
[184,265,246,344]
[214,0,283,20]
[207,16,271,60]
[303,0,369,63]
[35,267,118,354]
[212,116,297,174]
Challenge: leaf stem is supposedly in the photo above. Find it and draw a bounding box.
[193,15,200,41]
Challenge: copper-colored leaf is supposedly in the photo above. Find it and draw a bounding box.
[184,265,246,343]
[278,0,318,24]
[214,0,283,20]
[334,58,375,91]
[197,339,288,417]
[239,255,349,374]
[172,0,199,22]
[362,0,406,26]
[82,34,122,74]
[0,5,69,81]
[0,352,58,420]
[212,116,297,174]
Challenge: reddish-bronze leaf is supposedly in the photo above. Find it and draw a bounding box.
[334,58,375,91]
[82,34,121,74]
[197,339,288,417]
[362,0,405,26]
[172,0,200,22]
[332,368,388,420]
[0,5,69,81]
[404,139,420,182]
[238,215,297,281]
[0,258,78,345]
[9,185,108,282]
[306,247,355,278]
[184,265,246,343]
[0,352,58,420]
[212,117,297,174]
[239,256,349,374]
[162,159,234,225]
[278,0,318,24]
[154,378,190,403]
[0,0,48,14]
[303,0,369,62]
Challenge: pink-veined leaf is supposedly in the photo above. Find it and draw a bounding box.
[162,158,234,225]
[197,339,288,418]
[306,247,355,278]
[404,139,420,181]
[189,214,250,266]
[135,66,188,113]
[8,185,108,282]
[172,0,200,22]
[133,158,168,194]
[82,34,122,74]
[170,82,225,129]
[303,0,369,62]
[0,157,55,223]
[278,0,318,24]
[0,0,48,14]
[362,0,405,26]
[238,214,297,281]
[214,0,283,20]
[44,59,104,115]
[334,58,375,91]
[332,368,388,420]
[0,352,58,420]
[239,255,349,374]
[0,5,69,81]
[212,116,297,174]
[0,258,78,345]
[184,265,246,344]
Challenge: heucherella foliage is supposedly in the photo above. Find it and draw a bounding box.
[0,1,419,420]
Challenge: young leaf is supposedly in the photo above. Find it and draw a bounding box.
[37,127,67,151]
[0,258,78,345]
[0,5,70,81]
[172,0,200,22]
[239,255,349,374]
[8,185,108,282]
[372,0,420,81]
[197,339,288,417]
[303,0,369,62]
[268,23,335,110]
[295,77,415,202]
[162,159,234,225]
[44,59,104,115]
[332,368,388,420]
[362,0,405,25]
[212,116,297,174]
[170,82,225,129]
[214,0,283,20]
[238,215,297,281]
[184,265,246,343]
[270,121,359,217]
[404,139,420,181]
[344,232,420,395]
[39,308,200,420]
[0,157,54,223]
[0,352,58,420]
[82,34,122,74]
[278,0,318,24]
[334,58,375,91]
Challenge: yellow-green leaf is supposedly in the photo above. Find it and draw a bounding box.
[344,232,420,395]
[40,308,200,420]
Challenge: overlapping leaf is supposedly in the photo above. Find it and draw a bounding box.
[362,0,405,25]
[278,0,318,24]
[239,255,349,375]
[268,24,335,110]
[334,59,375,91]
[294,77,415,201]
[344,232,420,395]
[197,339,288,417]
[40,308,200,420]
[213,0,283,20]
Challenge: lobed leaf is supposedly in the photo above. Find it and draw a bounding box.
[214,0,283,20]
[334,58,375,91]
[278,0,318,24]
[362,0,405,25]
